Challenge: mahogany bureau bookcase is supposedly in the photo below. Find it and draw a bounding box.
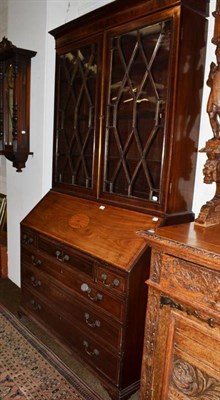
[139,222,220,400]
[19,1,209,399]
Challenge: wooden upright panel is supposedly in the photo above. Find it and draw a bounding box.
[139,223,220,399]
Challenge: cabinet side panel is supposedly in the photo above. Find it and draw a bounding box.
[167,7,208,215]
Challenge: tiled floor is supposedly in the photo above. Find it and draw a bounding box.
[0,278,139,400]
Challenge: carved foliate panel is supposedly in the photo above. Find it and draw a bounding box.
[161,304,220,400]
[150,249,162,283]
[161,254,220,311]
[170,357,220,399]
[140,288,160,400]
[168,316,220,399]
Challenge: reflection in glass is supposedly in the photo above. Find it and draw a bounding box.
[54,43,99,189]
[6,63,14,147]
[104,20,172,202]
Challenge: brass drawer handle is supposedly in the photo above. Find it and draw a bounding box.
[30,299,42,311]
[84,312,101,328]
[31,276,41,288]
[55,250,70,263]
[83,340,99,357]
[100,273,120,288]
[23,234,33,245]
[31,255,42,267]
[81,283,103,302]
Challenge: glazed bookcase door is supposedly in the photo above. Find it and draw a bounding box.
[52,37,101,198]
[99,12,176,212]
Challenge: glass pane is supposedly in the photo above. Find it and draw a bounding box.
[54,42,99,189]
[5,63,14,146]
[104,19,172,202]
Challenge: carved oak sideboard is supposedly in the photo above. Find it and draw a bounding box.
[139,222,220,400]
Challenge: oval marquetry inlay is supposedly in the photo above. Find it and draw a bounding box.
[69,213,90,229]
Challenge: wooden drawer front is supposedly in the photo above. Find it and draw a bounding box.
[21,249,124,322]
[38,235,94,277]
[21,288,120,385]
[160,254,220,312]
[95,265,126,296]
[22,266,122,351]
[21,228,36,248]
[22,247,94,293]
[78,278,124,321]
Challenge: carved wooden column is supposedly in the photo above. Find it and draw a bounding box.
[195,0,220,227]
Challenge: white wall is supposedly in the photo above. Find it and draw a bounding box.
[7,0,49,285]
[6,0,114,286]
[3,0,216,286]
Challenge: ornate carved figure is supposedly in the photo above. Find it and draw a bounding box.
[195,137,220,226]
[203,154,219,183]
[207,44,220,138]
[201,138,220,184]
[195,2,220,227]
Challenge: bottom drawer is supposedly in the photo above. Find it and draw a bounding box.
[21,288,121,385]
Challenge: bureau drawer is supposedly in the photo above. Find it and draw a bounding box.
[21,228,37,247]
[21,288,121,385]
[22,266,123,351]
[95,264,127,296]
[21,250,124,322]
[159,254,220,313]
[22,247,94,291]
[38,235,94,277]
